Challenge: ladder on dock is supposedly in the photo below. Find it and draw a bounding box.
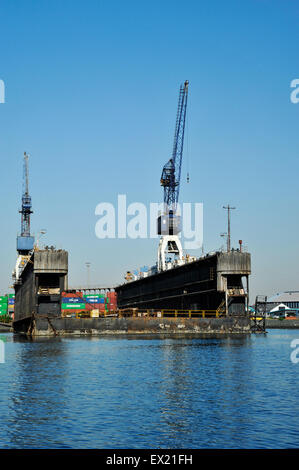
[251,295,267,333]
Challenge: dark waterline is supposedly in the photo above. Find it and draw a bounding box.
[0,330,298,449]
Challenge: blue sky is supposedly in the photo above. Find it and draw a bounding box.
[0,0,298,301]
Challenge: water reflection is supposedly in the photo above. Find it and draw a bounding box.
[155,335,253,448]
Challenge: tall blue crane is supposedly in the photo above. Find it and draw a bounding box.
[20,152,32,236]
[160,80,189,213]
[17,152,34,254]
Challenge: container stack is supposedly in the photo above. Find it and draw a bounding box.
[61,292,86,317]
[61,291,117,317]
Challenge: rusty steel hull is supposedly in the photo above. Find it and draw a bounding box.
[12,315,251,337]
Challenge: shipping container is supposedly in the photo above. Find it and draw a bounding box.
[61,297,85,303]
[62,292,83,298]
[84,297,100,303]
[61,303,86,309]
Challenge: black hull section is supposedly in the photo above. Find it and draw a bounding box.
[116,251,251,316]
[14,249,68,324]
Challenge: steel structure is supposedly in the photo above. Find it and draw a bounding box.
[20,152,33,237]
[160,80,189,212]
[223,205,236,252]
[157,81,189,271]
[252,295,267,333]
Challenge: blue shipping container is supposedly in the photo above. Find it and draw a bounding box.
[61,297,86,303]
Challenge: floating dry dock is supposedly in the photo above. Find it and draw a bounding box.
[12,248,252,337]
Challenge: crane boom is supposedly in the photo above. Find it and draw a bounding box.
[160,80,189,212]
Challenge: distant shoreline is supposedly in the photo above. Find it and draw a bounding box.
[264,319,299,329]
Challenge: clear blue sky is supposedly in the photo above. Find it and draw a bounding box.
[0,0,298,302]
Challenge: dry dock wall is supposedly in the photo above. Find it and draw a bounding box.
[16,316,251,336]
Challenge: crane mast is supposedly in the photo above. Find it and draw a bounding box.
[157,81,189,272]
[20,152,32,237]
[16,152,34,254]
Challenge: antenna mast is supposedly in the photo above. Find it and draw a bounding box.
[223,205,236,252]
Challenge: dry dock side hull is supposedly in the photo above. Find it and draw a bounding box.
[13,316,251,337]
[14,249,68,324]
[116,251,251,315]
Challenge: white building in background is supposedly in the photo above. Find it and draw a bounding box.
[266,291,299,313]
[270,303,290,313]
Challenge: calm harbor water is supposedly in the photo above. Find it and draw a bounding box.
[0,330,298,449]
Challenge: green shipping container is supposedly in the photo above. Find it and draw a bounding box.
[61,303,86,309]
[8,294,15,298]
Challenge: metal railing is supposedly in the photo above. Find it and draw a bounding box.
[61,304,229,319]
[117,308,223,318]
[61,308,224,319]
